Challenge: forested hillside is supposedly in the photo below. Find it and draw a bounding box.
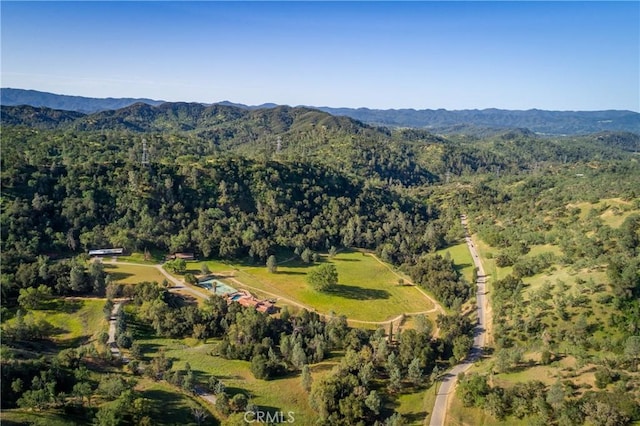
[2,102,639,425]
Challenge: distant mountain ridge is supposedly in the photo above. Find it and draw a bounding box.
[2,88,639,135]
[0,88,165,113]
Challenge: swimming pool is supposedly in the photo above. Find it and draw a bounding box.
[230,293,243,301]
[198,278,237,296]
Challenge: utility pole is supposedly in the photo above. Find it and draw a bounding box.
[141,139,150,166]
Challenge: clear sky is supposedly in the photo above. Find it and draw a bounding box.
[1,1,639,111]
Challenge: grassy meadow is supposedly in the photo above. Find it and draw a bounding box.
[435,241,476,283]
[235,250,435,322]
[103,263,167,285]
[5,298,106,350]
[134,337,327,425]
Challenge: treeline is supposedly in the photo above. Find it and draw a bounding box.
[1,255,108,317]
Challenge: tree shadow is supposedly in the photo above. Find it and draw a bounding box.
[275,271,305,276]
[56,334,91,349]
[105,271,134,281]
[328,284,390,300]
[43,298,83,313]
[454,262,474,271]
[333,258,361,262]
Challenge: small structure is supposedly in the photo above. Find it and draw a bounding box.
[88,248,124,257]
[166,252,195,261]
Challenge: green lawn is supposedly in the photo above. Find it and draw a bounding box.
[136,337,319,425]
[20,298,106,348]
[394,386,436,425]
[0,409,80,426]
[104,263,166,284]
[116,248,166,264]
[189,259,238,275]
[436,241,476,283]
[447,394,530,426]
[136,378,219,425]
[236,250,435,322]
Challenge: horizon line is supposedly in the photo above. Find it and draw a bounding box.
[2,87,639,114]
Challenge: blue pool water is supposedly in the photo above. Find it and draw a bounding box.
[198,279,237,296]
[230,293,243,301]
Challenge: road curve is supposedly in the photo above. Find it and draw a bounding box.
[428,214,488,426]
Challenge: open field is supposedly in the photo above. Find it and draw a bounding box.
[135,378,218,425]
[114,248,166,264]
[436,241,476,283]
[0,409,80,426]
[135,337,324,425]
[567,197,638,228]
[103,263,167,284]
[394,385,437,425]
[446,395,530,426]
[237,250,436,322]
[8,298,106,349]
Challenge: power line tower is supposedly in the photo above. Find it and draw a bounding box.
[141,138,150,165]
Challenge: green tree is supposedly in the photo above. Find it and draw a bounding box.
[129,342,142,359]
[11,378,24,394]
[365,390,381,415]
[301,364,313,392]
[546,380,565,408]
[291,342,307,369]
[453,335,473,362]
[94,405,121,426]
[624,335,640,370]
[231,393,248,412]
[200,263,210,275]
[301,248,313,263]
[307,264,338,292]
[267,255,277,273]
[408,357,423,386]
[18,284,51,309]
[215,392,231,415]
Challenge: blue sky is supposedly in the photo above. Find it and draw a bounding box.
[2,1,638,111]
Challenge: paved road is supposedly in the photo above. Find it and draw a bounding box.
[107,301,123,358]
[428,214,488,426]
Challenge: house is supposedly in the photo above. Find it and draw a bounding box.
[88,248,124,256]
[166,252,195,260]
[256,300,277,314]
[227,290,278,315]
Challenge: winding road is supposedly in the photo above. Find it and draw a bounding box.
[428,214,488,426]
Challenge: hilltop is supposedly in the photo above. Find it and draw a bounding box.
[3,88,639,135]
